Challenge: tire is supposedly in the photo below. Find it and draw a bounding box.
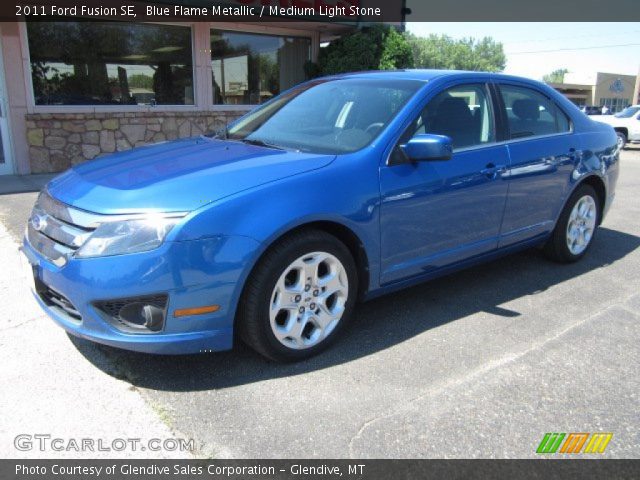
[616,131,627,150]
[544,184,601,263]
[237,229,358,362]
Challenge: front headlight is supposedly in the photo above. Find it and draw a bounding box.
[75,216,181,258]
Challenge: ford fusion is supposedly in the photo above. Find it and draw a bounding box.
[21,71,619,362]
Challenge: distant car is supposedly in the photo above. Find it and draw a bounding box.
[591,105,640,149]
[581,106,602,116]
[21,70,620,362]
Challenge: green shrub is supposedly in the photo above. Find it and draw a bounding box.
[309,25,413,78]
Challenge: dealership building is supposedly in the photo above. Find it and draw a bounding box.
[548,71,640,113]
[0,14,370,176]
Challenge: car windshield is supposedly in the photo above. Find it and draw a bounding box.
[614,106,640,118]
[225,78,423,154]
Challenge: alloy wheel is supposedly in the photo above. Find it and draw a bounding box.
[269,251,349,349]
[566,195,597,255]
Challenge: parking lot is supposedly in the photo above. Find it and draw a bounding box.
[1,148,639,459]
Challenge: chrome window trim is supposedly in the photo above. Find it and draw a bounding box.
[455,130,576,153]
[385,128,576,164]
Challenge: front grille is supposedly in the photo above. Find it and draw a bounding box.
[26,192,96,266]
[35,277,82,322]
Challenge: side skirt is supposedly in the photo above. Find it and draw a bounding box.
[364,233,549,301]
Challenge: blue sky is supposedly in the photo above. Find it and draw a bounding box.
[406,23,640,81]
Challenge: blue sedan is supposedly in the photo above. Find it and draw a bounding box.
[21,70,619,361]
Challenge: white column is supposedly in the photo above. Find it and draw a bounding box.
[193,23,213,110]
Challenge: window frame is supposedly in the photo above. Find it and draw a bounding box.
[21,21,201,113]
[493,81,574,143]
[386,81,499,165]
[19,22,318,114]
[209,27,312,108]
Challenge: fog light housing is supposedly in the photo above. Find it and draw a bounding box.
[94,294,168,334]
[118,303,164,331]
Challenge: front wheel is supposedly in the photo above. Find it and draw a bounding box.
[237,229,358,362]
[544,184,601,263]
[616,131,627,150]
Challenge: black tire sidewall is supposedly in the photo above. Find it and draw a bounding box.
[242,231,358,362]
[549,184,601,262]
[616,132,627,149]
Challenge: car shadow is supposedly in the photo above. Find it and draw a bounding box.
[70,226,640,391]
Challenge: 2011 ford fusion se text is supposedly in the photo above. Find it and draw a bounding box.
[20,70,619,362]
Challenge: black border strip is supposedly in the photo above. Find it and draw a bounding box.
[4,459,640,480]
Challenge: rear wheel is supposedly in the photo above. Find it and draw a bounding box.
[544,184,600,263]
[238,229,357,362]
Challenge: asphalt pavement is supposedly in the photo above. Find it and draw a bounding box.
[1,148,639,459]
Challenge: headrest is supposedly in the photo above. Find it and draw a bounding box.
[436,97,472,119]
[512,99,540,120]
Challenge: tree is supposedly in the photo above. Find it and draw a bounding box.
[543,69,569,84]
[128,74,153,89]
[406,33,506,72]
[309,25,413,77]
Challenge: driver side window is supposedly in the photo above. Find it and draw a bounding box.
[392,83,495,163]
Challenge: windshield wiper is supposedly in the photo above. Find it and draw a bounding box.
[205,125,228,139]
[240,138,286,151]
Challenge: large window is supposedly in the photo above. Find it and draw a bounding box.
[499,85,570,139]
[27,22,194,106]
[211,30,310,105]
[599,97,628,114]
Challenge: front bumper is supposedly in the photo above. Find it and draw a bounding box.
[21,234,259,354]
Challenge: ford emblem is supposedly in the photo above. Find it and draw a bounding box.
[30,214,47,232]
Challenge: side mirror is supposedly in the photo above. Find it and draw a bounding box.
[400,134,453,162]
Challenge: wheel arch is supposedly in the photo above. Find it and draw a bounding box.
[578,174,606,225]
[613,127,628,138]
[287,221,370,300]
[234,220,371,332]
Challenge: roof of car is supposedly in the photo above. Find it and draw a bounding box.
[330,69,469,81]
[329,69,540,84]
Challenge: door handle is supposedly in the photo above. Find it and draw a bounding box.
[480,163,507,179]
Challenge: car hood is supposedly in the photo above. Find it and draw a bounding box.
[47,137,335,214]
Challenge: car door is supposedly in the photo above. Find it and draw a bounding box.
[379,82,510,285]
[494,82,578,248]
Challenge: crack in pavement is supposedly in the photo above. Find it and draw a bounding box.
[0,315,43,331]
[347,297,637,457]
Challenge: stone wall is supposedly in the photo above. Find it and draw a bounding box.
[25,111,246,173]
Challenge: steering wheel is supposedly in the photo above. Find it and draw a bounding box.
[365,122,384,136]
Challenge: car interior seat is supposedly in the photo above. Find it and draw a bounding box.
[511,98,542,138]
[428,97,477,148]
